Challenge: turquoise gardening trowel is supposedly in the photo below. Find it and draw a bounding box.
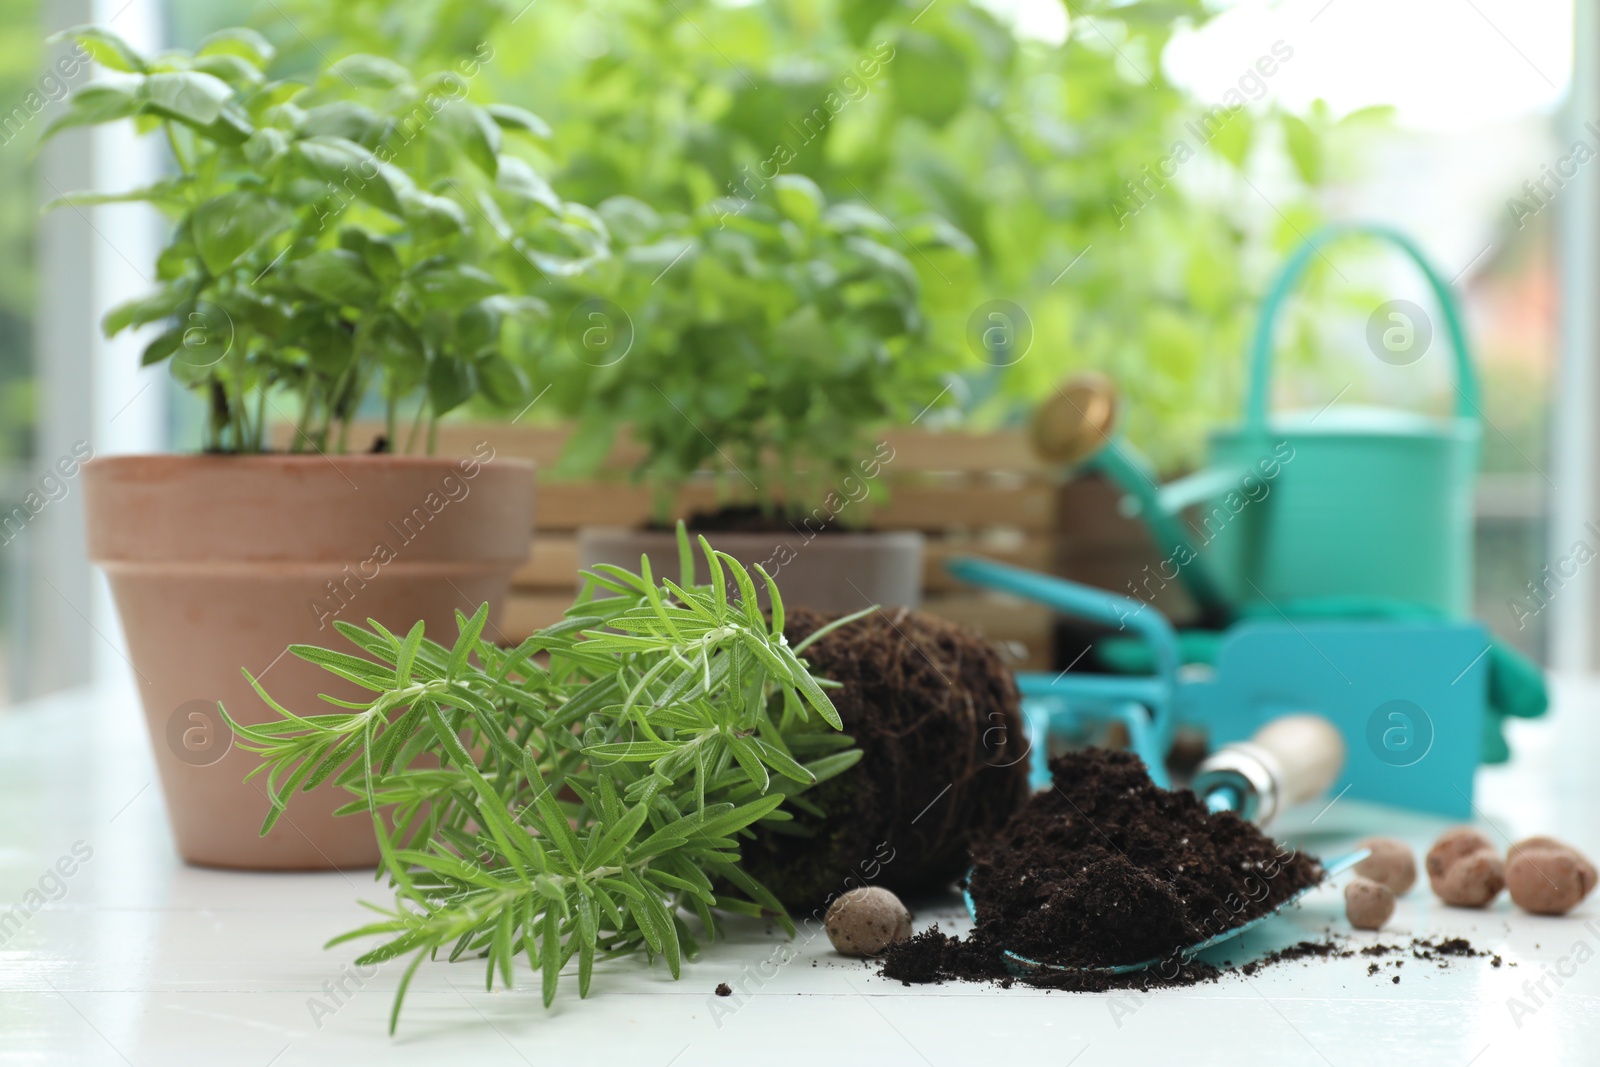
[967,714,1363,975]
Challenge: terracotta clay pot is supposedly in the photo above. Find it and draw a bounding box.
[84,451,535,870]
[579,527,922,614]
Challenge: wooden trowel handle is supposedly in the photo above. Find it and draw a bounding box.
[1251,714,1346,808]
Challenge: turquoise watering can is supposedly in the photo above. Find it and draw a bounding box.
[1207,224,1481,616]
[1036,224,1482,619]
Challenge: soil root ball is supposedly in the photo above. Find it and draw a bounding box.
[742,607,1030,911]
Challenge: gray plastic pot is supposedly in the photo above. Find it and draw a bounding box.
[578,527,923,614]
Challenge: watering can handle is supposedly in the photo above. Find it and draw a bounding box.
[1244,223,1480,430]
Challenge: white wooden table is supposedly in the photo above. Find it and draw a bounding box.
[3,677,1598,1066]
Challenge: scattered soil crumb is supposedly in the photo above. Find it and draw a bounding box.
[1253,934,1491,971]
[714,983,732,997]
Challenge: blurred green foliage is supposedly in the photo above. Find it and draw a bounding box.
[554,179,972,518]
[245,0,1361,474]
[0,0,40,464]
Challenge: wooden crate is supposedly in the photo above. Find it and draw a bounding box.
[423,423,1060,669]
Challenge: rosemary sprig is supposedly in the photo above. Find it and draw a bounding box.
[223,533,865,1031]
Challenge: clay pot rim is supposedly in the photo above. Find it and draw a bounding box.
[85,452,536,472]
[84,450,537,566]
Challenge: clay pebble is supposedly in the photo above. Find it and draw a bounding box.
[1426,828,1504,909]
[1355,837,1417,895]
[1506,837,1597,916]
[1426,828,1493,886]
[1344,876,1396,930]
[825,887,913,957]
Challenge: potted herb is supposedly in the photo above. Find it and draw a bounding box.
[53,25,601,869]
[547,181,970,613]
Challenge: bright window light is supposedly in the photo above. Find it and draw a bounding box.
[1165,0,1572,131]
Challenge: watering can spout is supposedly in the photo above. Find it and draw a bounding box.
[1030,371,1119,467]
[1031,373,1236,623]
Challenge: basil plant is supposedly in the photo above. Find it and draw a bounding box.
[545,178,973,521]
[46,24,607,453]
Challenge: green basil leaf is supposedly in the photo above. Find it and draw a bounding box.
[1283,114,1324,185]
[296,316,356,376]
[485,103,551,139]
[289,248,379,306]
[340,229,402,284]
[359,313,427,385]
[53,26,147,73]
[196,100,254,146]
[475,353,528,407]
[438,102,501,178]
[772,174,824,228]
[327,54,411,89]
[298,102,384,145]
[243,127,288,170]
[427,356,477,415]
[409,262,504,309]
[496,156,562,213]
[41,81,139,141]
[196,27,275,67]
[192,192,291,274]
[399,188,467,238]
[103,286,188,337]
[139,71,234,128]
[296,136,412,215]
[140,327,183,366]
[192,54,264,88]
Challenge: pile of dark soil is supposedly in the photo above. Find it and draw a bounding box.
[969,748,1323,969]
[740,607,1031,911]
[880,748,1324,984]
